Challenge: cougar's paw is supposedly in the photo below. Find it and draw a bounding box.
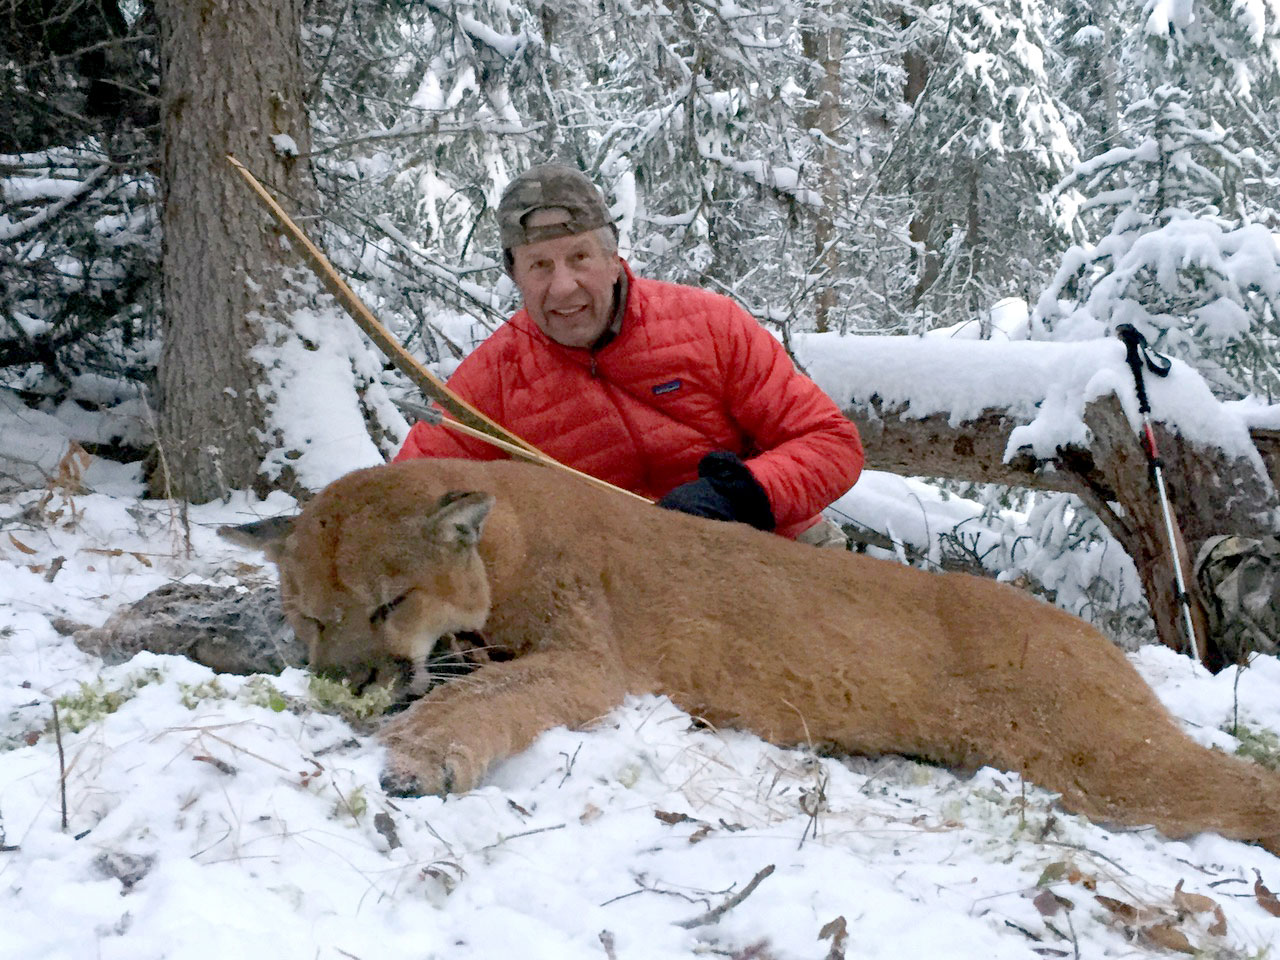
[379,741,487,797]
[379,764,426,798]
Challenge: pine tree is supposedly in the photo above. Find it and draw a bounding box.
[1035,87,1280,398]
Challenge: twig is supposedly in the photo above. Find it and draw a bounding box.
[0,810,16,852]
[52,702,68,831]
[674,864,775,929]
[1043,839,1131,876]
[798,769,828,850]
[478,823,566,853]
[601,877,710,909]
[559,743,582,787]
[193,755,238,776]
[1065,905,1080,960]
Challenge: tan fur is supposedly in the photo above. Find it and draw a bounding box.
[257,458,1280,853]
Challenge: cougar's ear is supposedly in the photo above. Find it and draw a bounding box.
[218,515,297,563]
[430,491,495,549]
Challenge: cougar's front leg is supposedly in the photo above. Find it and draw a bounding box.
[378,642,629,796]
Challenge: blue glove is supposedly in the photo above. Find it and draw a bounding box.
[657,452,776,531]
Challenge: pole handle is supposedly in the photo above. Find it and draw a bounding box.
[1116,324,1153,414]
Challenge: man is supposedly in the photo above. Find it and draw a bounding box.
[395,162,863,544]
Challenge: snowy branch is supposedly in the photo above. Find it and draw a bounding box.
[0,164,109,243]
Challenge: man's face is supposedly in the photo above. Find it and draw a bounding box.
[510,210,621,349]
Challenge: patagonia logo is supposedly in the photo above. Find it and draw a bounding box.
[652,379,683,396]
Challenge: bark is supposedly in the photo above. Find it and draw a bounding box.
[802,25,844,333]
[1254,429,1280,490]
[154,0,313,502]
[901,13,938,311]
[846,398,1278,670]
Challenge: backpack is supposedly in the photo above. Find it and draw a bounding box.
[1194,535,1280,662]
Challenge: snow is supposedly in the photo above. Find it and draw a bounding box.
[0,389,143,496]
[252,275,408,489]
[271,133,300,158]
[795,332,1266,467]
[4,376,1280,960]
[1144,0,1196,34]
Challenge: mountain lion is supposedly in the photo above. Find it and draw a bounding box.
[224,458,1280,853]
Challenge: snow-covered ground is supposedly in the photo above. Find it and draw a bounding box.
[4,405,1280,960]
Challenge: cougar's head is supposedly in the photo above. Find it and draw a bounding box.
[221,489,495,695]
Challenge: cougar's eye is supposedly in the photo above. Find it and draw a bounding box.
[370,593,408,626]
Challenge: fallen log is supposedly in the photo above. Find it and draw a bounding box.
[800,335,1279,671]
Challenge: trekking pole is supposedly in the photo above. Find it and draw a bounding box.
[1115,324,1203,665]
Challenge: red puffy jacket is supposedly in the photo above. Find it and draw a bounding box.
[395,262,863,538]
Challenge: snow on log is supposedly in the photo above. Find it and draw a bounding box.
[796,334,1280,670]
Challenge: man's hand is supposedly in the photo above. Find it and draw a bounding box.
[658,452,776,531]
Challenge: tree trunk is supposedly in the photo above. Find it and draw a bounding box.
[846,397,1278,670]
[901,14,939,313]
[802,25,844,333]
[154,0,313,502]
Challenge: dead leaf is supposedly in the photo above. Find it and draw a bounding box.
[1173,879,1218,914]
[1254,870,1280,917]
[1037,861,1069,887]
[818,916,847,960]
[1141,922,1196,954]
[1096,894,1139,923]
[1065,866,1097,889]
[1033,889,1063,917]
[43,556,65,582]
[579,803,602,824]
[373,811,401,850]
[8,534,37,555]
[688,825,711,844]
[1208,906,1228,937]
[421,863,460,894]
[53,442,91,493]
[1033,889,1073,917]
[655,810,697,825]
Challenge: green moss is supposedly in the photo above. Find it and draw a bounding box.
[1229,724,1280,772]
[239,676,290,713]
[53,668,163,732]
[307,675,395,723]
[332,785,368,823]
[178,678,228,709]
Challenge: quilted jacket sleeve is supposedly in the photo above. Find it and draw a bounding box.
[392,347,509,463]
[715,303,863,530]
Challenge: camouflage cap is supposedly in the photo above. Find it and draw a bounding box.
[497,163,614,250]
